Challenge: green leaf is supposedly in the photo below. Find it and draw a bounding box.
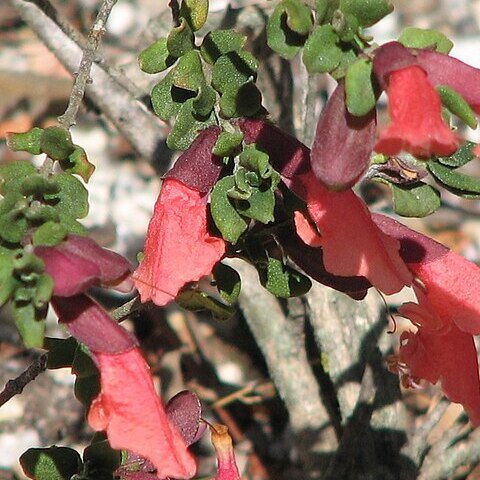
[316,0,339,23]
[0,160,36,196]
[167,19,195,58]
[43,172,89,222]
[33,273,54,309]
[138,38,175,74]
[0,254,17,306]
[390,182,441,217]
[83,439,122,473]
[339,0,393,27]
[398,27,453,54]
[213,262,241,304]
[72,345,98,378]
[20,446,82,480]
[345,58,376,116]
[283,0,313,35]
[437,85,477,129]
[6,128,44,155]
[192,83,217,117]
[44,336,78,369]
[176,289,235,320]
[219,81,263,118]
[266,3,306,59]
[24,204,61,224]
[166,99,216,151]
[331,46,358,79]
[303,25,342,74]
[151,72,196,121]
[437,141,477,168]
[20,174,60,197]
[212,51,258,94]
[74,375,100,407]
[428,160,480,198]
[213,129,244,157]
[332,10,359,42]
[211,175,249,244]
[60,146,96,183]
[260,255,311,298]
[237,184,277,223]
[0,209,28,243]
[240,144,273,179]
[180,0,209,31]
[13,302,46,348]
[32,221,67,247]
[172,51,205,92]
[200,30,246,65]
[40,127,75,161]
[12,250,44,273]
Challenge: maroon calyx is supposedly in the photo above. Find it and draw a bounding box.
[52,295,136,354]
[372,214,449,265]
[236,118,310,178]
[165,126,224,193]
[417,49,480,114]
[373,41,419,90]
[311,80,377,191]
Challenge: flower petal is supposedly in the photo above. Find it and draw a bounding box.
[374,214,480,335]
[295,174,412,295]
[133,179,226,306]
[375,65,459,157]
[399,324,480,426]
[88,348,197,479]
[277,222,371,300]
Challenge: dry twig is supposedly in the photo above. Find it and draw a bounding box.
[0,354,48,408]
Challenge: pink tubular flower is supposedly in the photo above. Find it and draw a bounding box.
[375,65,459,157]
[291,174,412,295]
[373,214,480,424]
[210,424,241,480]
[374,214,480,335]
[398,301,480,426]
[133,178,226,306]
[88,348,197,479]
[52,296,197,479]
[40,236,196,478]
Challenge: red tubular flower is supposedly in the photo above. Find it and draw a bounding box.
[52,296,196,479]
[133,178,226,306]
[210,424,241,480]
[41,237,196,478]
[398,299,480,426]
[374,214,480,335]
[88,348,196,480]
[291,174,412,295]
[375,65,459,157]
[374,214,480,424]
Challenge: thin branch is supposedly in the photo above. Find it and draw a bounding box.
[230,259,337,479]
[0,354,48,408]
[9,0,170,165]
[110,296,145,322]
[58,0,119,128]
